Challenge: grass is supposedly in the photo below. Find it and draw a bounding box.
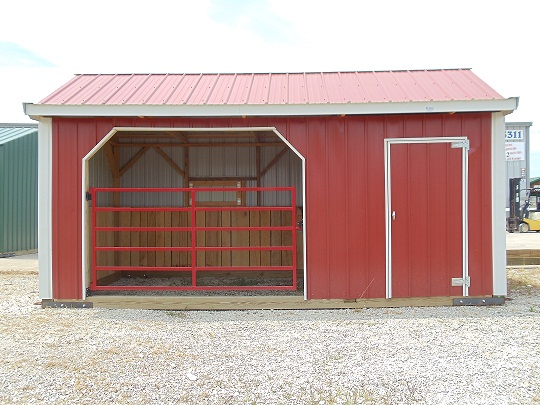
[507,266,540,296]
[165,310,187,318]
[306,380,426,405]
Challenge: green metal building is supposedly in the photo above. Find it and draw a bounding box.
[0,124,38,256]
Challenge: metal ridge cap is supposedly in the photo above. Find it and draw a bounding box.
[70,68,474,76]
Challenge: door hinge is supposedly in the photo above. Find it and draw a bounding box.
[451,140,470,151]
[85,192,92,201]
[451,276,470,287]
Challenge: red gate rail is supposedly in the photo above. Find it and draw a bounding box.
[89,187,298,292]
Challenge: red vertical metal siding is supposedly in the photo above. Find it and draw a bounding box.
[52,120,79,298]
[464,115,493,296]
[51,113,493,300]
[345,119,370,298]
[305,118,330,298]
[365,118,388,298]
[326,118,348,298]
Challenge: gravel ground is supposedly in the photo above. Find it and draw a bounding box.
[1,263,540,404]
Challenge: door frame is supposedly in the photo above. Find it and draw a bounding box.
[384,137,469,299]
[81,126,307,300]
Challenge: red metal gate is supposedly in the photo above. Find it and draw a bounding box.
[89,187,298,292]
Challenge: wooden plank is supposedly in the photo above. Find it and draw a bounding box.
[171,212,180,267]
[260,210,271,267]
[179,212,189,267]
[205,211,221,267]
[506,249,540,258]
[270,210,282,266]
[105,211,115,267]
[130,211,140,267]
[96,212,107,267]
[196,211,206,267]
[221,211,231,266]
[139,212,148,267]
[164,212,172,267]
[189,180,242,187]
[113,212,120,266]
[147,211,156,267]
[118,211,131,267]
[155,211,165,267]
[96,211,115,281]
[232,211,250,266]
[87,295,462,311]
[249,211,261,266]
[281,210,292,267]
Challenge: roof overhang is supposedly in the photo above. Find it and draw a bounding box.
[23,97,519,120]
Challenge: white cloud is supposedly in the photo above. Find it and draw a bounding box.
[0,0,538,129]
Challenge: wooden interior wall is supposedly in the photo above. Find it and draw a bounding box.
[95,208,303,279]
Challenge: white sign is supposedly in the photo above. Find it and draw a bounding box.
[505,142,525,161]
[505,130,523,140]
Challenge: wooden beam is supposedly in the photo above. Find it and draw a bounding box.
[188,176,257,181]
[104,143,121,209]
[153,146,185,177]
[119,146,150,177]
[114,142,285,148]
[104,143,120,181]
[115,133,173,139]
[85,295,468,310]
[260,147,288,178]
[166,132,188,143]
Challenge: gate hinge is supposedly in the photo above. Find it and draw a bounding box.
[85,192,92,201]
[451,276,470,287]
[451,139,470,151]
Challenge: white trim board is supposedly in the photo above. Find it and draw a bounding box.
[37,118,53,299]
[492,113,507,296]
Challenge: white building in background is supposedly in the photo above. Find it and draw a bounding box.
[505,122,533,210]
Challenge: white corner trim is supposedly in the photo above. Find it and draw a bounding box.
[37,118,53,299]
[492,113,507,296]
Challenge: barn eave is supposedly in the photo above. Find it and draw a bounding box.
[23,97,519,119]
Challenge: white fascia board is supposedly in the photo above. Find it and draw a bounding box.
[492,113,507,296]
[23,98,519,118]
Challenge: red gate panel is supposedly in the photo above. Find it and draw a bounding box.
[89,187,297,292]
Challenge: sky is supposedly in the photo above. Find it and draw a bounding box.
[1,0,539,176]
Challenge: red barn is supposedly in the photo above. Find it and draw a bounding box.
[24,69,517,309]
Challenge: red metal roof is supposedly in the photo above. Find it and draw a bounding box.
[39,69,504,106]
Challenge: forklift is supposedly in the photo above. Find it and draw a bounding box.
[507,177,540,233]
